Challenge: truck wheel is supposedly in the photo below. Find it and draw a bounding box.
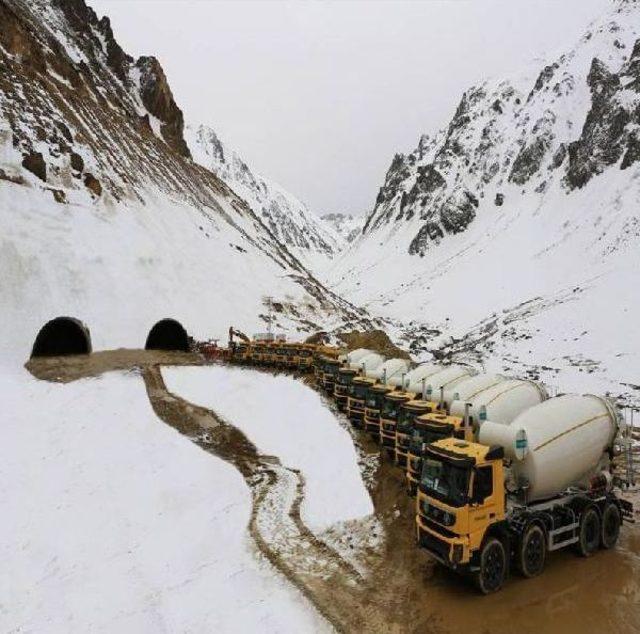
[577,506,601,557]
[475,537,507,594]
[600,502,621,550]
[517,524,546,578]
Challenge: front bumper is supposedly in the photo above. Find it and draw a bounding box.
[416,515,470,569]
[395,449,408,468]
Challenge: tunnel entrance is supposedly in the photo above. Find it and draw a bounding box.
[31,317,92,358]
[145,318,190,352]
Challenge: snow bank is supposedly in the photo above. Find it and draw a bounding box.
[162,365,374,531]
[0,368,329,633]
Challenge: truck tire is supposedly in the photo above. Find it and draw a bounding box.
[577,506,600,557]
[475,537,507,594]
[600,502,621,550]
[517,523,546,578]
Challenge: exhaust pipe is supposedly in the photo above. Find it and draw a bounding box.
[382,368,387,385]
[464,403,472,441]
[439,386,444,410]
[421,378,427,401]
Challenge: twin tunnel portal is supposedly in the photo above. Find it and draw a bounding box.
[30,317,190,358]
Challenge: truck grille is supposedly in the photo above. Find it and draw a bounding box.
[420,528,450,561]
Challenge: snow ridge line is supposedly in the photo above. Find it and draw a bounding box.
[142,366,380,633]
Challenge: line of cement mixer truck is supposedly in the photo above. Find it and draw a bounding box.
[326,349,636,593]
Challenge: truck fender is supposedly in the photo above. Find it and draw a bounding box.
[477,521,511,574]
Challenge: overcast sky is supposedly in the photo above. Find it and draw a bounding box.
[89,0,609,216]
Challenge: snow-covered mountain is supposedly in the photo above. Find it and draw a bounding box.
[186,124,341,267]
[0,0,371,361]
[319,212,363,245]
[327,0,640,404]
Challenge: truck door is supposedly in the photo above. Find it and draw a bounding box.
[468,465,497,541]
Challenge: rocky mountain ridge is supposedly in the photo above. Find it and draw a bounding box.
[186,124,341,266]
[363,0,640,256]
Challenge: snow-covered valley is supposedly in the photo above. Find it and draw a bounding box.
[2,0,640,631]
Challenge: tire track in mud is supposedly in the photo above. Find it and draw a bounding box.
[143,366,388,633]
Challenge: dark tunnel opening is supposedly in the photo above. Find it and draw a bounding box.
[145,318,190,352]
[31,317,92,358]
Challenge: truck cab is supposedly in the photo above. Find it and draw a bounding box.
[406,411,471,495]
[274,344,289,367]
[348,375,377,427]
[379,390,415,455]
[250,341,268,365]
[363,383,395,436]
[233,342,251,364]
[334,366,361,411]
[319,355,341,393]
[297,344,315,371]
[395,399,437,468]
[416,438,506,590]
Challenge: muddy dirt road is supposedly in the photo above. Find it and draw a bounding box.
[26,352,640,633]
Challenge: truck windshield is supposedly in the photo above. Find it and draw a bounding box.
[410,431,425,453]
[397,409,415,434]
[366,392,380,408]
[421,457,470,507]
[338,372,354,385]
[353,384,369,399]
[381,399,399,419]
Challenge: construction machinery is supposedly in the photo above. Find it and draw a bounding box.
[364,382,398,437]
[379,364,442,455]
[406,377,547,495]
[294,343,316,371]
[395,366,476,469]
[416,394,634,593]
[348,358,411,428]
[228,327,251,363]
[314,347,344,393]
[334,350,384,411]
[407,374,507,493]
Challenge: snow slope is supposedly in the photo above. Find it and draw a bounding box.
[162,365,373,532]
[0,0,371,364]
[327,1,640,404]
[0,369,329,632]
[186,124,341,268]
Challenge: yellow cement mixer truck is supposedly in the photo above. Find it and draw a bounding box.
[379,364,444,455]
[406,376,547,495]
[416,394,634,593]
[334,350,385,412]
[394,366,477,469]
[348,358,411,428]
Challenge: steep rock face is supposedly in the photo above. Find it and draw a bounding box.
[0,0,372,360]
[319,213,363,244]
[360,1,640,257]
[566,47,640,188]
[136,56,190,157]
[185,124,340,264]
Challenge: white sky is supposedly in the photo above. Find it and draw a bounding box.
[89,0,610,216]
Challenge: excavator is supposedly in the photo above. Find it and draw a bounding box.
[228,327,251,364]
